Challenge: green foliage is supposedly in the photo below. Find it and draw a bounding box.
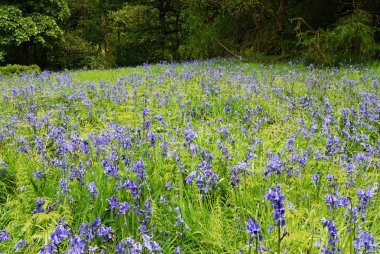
[296,10,380,65]
[2,0,380,68]
[0,2,69,67]
[111,3,161,65]
[0,163,16,204]
[0,5,23,46]
[0,64,41,76]
[50,31,103,69]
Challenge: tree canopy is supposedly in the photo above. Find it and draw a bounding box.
[0,0,379,69]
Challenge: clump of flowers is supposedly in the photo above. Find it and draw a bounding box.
[245,218,267,253]
[353,228,380,253]
[0,228,10,242]
[320,218,340,254]
[265,184,287,253]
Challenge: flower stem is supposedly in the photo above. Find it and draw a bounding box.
[255,236,259,254]
[277,222,281,254]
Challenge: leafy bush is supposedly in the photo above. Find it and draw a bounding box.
[296,10,379,65]
[50,31,104,70]
[0,64,41,76]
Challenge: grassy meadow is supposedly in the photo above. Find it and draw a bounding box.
[0,59,379,253]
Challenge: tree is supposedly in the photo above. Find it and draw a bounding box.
[0,0,70,67]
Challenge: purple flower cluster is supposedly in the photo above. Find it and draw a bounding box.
[320,219,341,254]
[39,218,114,253]
[354,228,379,253]
[245,218,267,252]
[265,184,286,228]
[0,229,10,242]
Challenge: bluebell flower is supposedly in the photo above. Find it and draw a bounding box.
[246,218,262,242]
[116,242,125,253]
[165,181,172,190]
[118,202,130,215]
[60,178,69,194]
[357,186,374,222]
[184,128,197,146]
[79,139,90,154]
[0,229,10,242]
[97,226,114,242]
[189,143,198,156]
[229,161,250,187]
[67,236,86,254]
[101,158,118,177]
[16,146,28,153]
[32,198,45,214]
[185,171,197,185]
[88,182,98,197]
[147,131,156,147]
[142,108,149,118]
[39,242,56,254]
[174,207,189,230]
[265,184,286,228]
[14,239,27,251]
[107,196,119,210]
[285,133,295,151]
[155,114,163,122]
[50,224,69,245]
[320,219,341,253]
[312,173,320,187]
[89,246,98,254]
[132,158,146,182]
[142,234,161,253]
[265,151,284,176]
[107,151,119,161]
[159,141,168,157]
[34,136,45,154]
[123,179,140,198]
[33,170,44,180]
[91,217,102,229]
[225,103,231,112]
[325,193,340,211]
[354,228,380,253]
[69,162,86,184]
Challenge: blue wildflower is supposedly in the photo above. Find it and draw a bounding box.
[265,184,286,228]
[32,198,45,214]
[132,158,146,183]
[60,178,69,194]
[246,218,262,242]
[0,229,10,242]
[312,173,320,187]
[14,239,27,251]
[354,228,379,253]
[97,226,114,242]
[33,170,44,180]
[229,161,250,187]
[357,186,374,222]
[88,182,99,197]
[320,219,341,253]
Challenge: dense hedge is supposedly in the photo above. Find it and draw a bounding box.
[0,64,41,76]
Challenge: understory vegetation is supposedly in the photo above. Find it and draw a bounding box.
[0,59,379,253]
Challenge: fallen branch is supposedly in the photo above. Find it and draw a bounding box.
[214,38,244,60]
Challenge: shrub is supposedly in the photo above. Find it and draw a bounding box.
[296,10,379,65]
[0,64,41,76]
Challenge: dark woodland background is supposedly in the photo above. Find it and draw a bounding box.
[0,0,379,69]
